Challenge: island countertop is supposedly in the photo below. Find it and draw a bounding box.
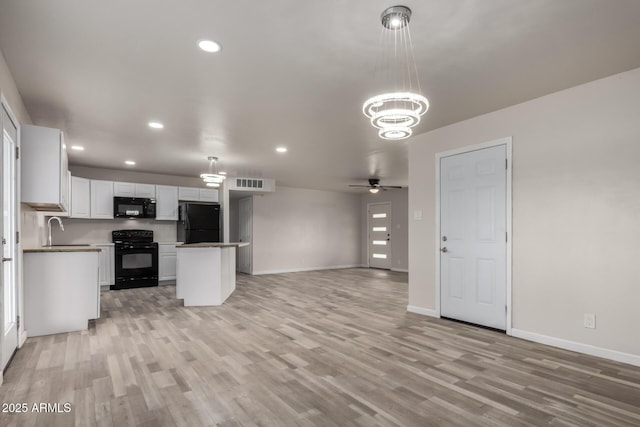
[176,242,250,249]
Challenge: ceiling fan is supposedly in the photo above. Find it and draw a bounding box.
[349,178,402,194]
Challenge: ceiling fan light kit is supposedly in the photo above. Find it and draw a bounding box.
[363,5,429,141]
[349,178,403,193]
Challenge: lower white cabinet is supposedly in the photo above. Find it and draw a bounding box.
[159,243,180,281]
[95,244,114,287]
[24,250,100,336]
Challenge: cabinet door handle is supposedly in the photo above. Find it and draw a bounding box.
[2,257,12,262]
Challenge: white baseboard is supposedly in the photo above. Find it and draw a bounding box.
[511,328,640,368]
[407,305,439,318]
[19,331,27,347]
[391,268,408,273]
[252,264,362,276]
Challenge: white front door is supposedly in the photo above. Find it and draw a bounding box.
[1,103,18,370]
[440,145,507,330]
[237,197,252,274]
[368,202,391,269]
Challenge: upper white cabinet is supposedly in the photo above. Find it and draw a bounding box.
[199,189,219,202]
[178,187,199,201]
[135,184,156,198]
[90,180,114,219]
[114,182,156,198]
[70,176,91,218]
[179,186,219,202]
[21,125,69,212]
[156,185,178,220]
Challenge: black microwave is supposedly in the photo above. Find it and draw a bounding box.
[114,197,156,219]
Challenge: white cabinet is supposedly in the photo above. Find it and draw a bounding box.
[113,182,135,197]
[178,187,200,201]
[159,243,180,281]
[20,125,69,212]
[70,176,91,218]
[179,186,219,202]
[24,250,100,335]
[135,184,156,198]
[114,182,156,198]
[95,244,114,288]
[156,185,179,220]
[90,180,114,219]
[199,189,219,202]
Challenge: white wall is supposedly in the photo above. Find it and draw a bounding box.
[0,49,30,125]
[409,67,640,363]
[360,189,408,271]
[252,186,361,274]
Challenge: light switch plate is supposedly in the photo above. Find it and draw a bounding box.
[413,210,423,220]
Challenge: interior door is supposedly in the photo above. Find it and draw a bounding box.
[237,197,252,274]
[1,103,18,370]
[368,202,391,269]
[440,145,507,330]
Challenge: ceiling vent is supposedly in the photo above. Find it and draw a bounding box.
[227,177,275,192]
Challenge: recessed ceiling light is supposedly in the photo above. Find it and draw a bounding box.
[219,171,227,175]
[71,145,85,151]
[125,160,136,166]
[198,40,222,53]
[148,121,164,129]
[276,147,287,153]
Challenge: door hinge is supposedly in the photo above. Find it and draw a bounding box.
[16,146,20,159]
[505,232,508,243]
[505,158,508,170]
[17,315,20,328]
[16,231,20,244]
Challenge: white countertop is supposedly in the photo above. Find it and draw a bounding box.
[24,246,102,253]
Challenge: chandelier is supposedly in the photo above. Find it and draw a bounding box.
[200,156,226,188]
[363,6,429,141]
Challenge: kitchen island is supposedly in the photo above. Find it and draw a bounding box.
[23,246,101,336]
[176,242,249,306]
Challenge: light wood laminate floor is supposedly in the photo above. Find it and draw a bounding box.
[2,268,640,426]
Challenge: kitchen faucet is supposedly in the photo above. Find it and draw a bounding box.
[47,216,64,246]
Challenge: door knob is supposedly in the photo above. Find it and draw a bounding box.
[440,247,448,253]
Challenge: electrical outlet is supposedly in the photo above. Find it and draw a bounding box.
[584,313,596,329]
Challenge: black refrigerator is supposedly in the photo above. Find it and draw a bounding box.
[177,202,221,243]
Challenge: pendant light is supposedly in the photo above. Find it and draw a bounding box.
[200,156,226,188]
[363,6,429,140]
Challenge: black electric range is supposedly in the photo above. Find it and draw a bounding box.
[111,229,158,290]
